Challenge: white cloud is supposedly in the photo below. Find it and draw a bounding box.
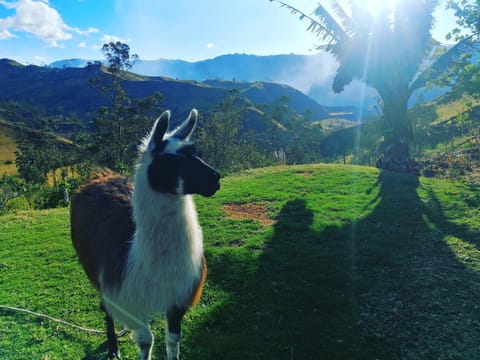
[75,26,99,36]
[206,42,214,49]
[32,54,45,65]
[101,34,130,44]
[94,34,132,51]
[91,35,130,51]
[77,41,86,48]
[0,28,14,39]
[0,0,95,46]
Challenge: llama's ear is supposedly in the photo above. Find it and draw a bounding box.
[173,108,198,140]
[151,110,170,148]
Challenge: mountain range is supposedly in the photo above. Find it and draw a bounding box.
[50,53,380,110]
[50,53,451,111]
[0,58,332,126]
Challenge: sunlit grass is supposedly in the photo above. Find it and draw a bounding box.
[1,164,480,359]
[434,96,480,124]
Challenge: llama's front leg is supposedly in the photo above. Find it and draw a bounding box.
[133,326,154,360]
[166,306,187,360]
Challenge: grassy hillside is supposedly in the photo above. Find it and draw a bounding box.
[0,120,80,178]
[1,164,480,359]
[0,121,18,175]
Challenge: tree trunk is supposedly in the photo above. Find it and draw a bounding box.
[376,91,418,173]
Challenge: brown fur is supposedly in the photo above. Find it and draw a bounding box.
[71,170,207,306]
[70,170,135,290]
[189,255,207,308]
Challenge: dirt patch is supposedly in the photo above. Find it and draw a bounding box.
[222,203,276,226]
[295,171,314,177]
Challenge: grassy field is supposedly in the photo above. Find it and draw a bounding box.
[1,164,480,359]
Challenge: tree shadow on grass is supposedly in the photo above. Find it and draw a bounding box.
[185,197,390,359]
[183,169,480,359]
[348,170,480,359]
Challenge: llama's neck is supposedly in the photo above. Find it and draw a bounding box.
[130,165,202,269]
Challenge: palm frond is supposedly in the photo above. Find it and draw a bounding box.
[270,0,349,45]
[330,0,354,35]
[409,33,480,93]
[332,64,354,93]
[313,2,350,44]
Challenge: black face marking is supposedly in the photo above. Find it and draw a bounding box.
[177,144,196,157]
[147,142,220,197]
[148,154,181,194]
[182,155,221,197]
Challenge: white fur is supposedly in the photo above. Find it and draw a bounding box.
[100,141,204,329]
[134,328,154,360]
[140,127,187,155]
[163,137,185,154]
[165,330,181,360]
[176,178,185,195]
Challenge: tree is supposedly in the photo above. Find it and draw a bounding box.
[0,174,21,214]
[102,41,139,73]
[272,0,478,173]
[261,95,293,155]
[197,91,271,172]
[439,0,480,101]
[85,88,163,173]
[259,96,325,165]
[15,125,76,185]
[85,42,163,173]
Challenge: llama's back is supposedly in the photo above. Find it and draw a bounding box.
[70,170,135,291]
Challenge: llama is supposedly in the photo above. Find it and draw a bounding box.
[70,109,220,360]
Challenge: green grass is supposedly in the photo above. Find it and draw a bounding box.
[2,164,480,359]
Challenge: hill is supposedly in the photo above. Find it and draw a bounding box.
[0,58,330,125]
[0,120,78,176]
[0,121,17,175]
[1,164,480,359]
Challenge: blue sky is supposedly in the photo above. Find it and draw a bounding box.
[0,0,459,65]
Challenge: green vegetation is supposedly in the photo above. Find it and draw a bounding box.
[0,122,17,176]
[2,164,480,359]
[273,0,479,173]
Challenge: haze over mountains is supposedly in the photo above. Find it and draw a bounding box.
[50,53,381,109]
[50,52,451,113]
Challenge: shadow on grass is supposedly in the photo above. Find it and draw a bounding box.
[185,197,390,359]
[341,170,480,359]
[81,341,109,360]
[184,169,480,359]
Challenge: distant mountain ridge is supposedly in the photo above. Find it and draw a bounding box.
[50,53,381,110]
[50,51,458,111]
[0,58,330,124]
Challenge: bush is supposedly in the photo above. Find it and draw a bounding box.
[33,185,69,209]
[0,175,21,215]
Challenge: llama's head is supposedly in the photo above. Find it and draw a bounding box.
[140,109,220,197]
